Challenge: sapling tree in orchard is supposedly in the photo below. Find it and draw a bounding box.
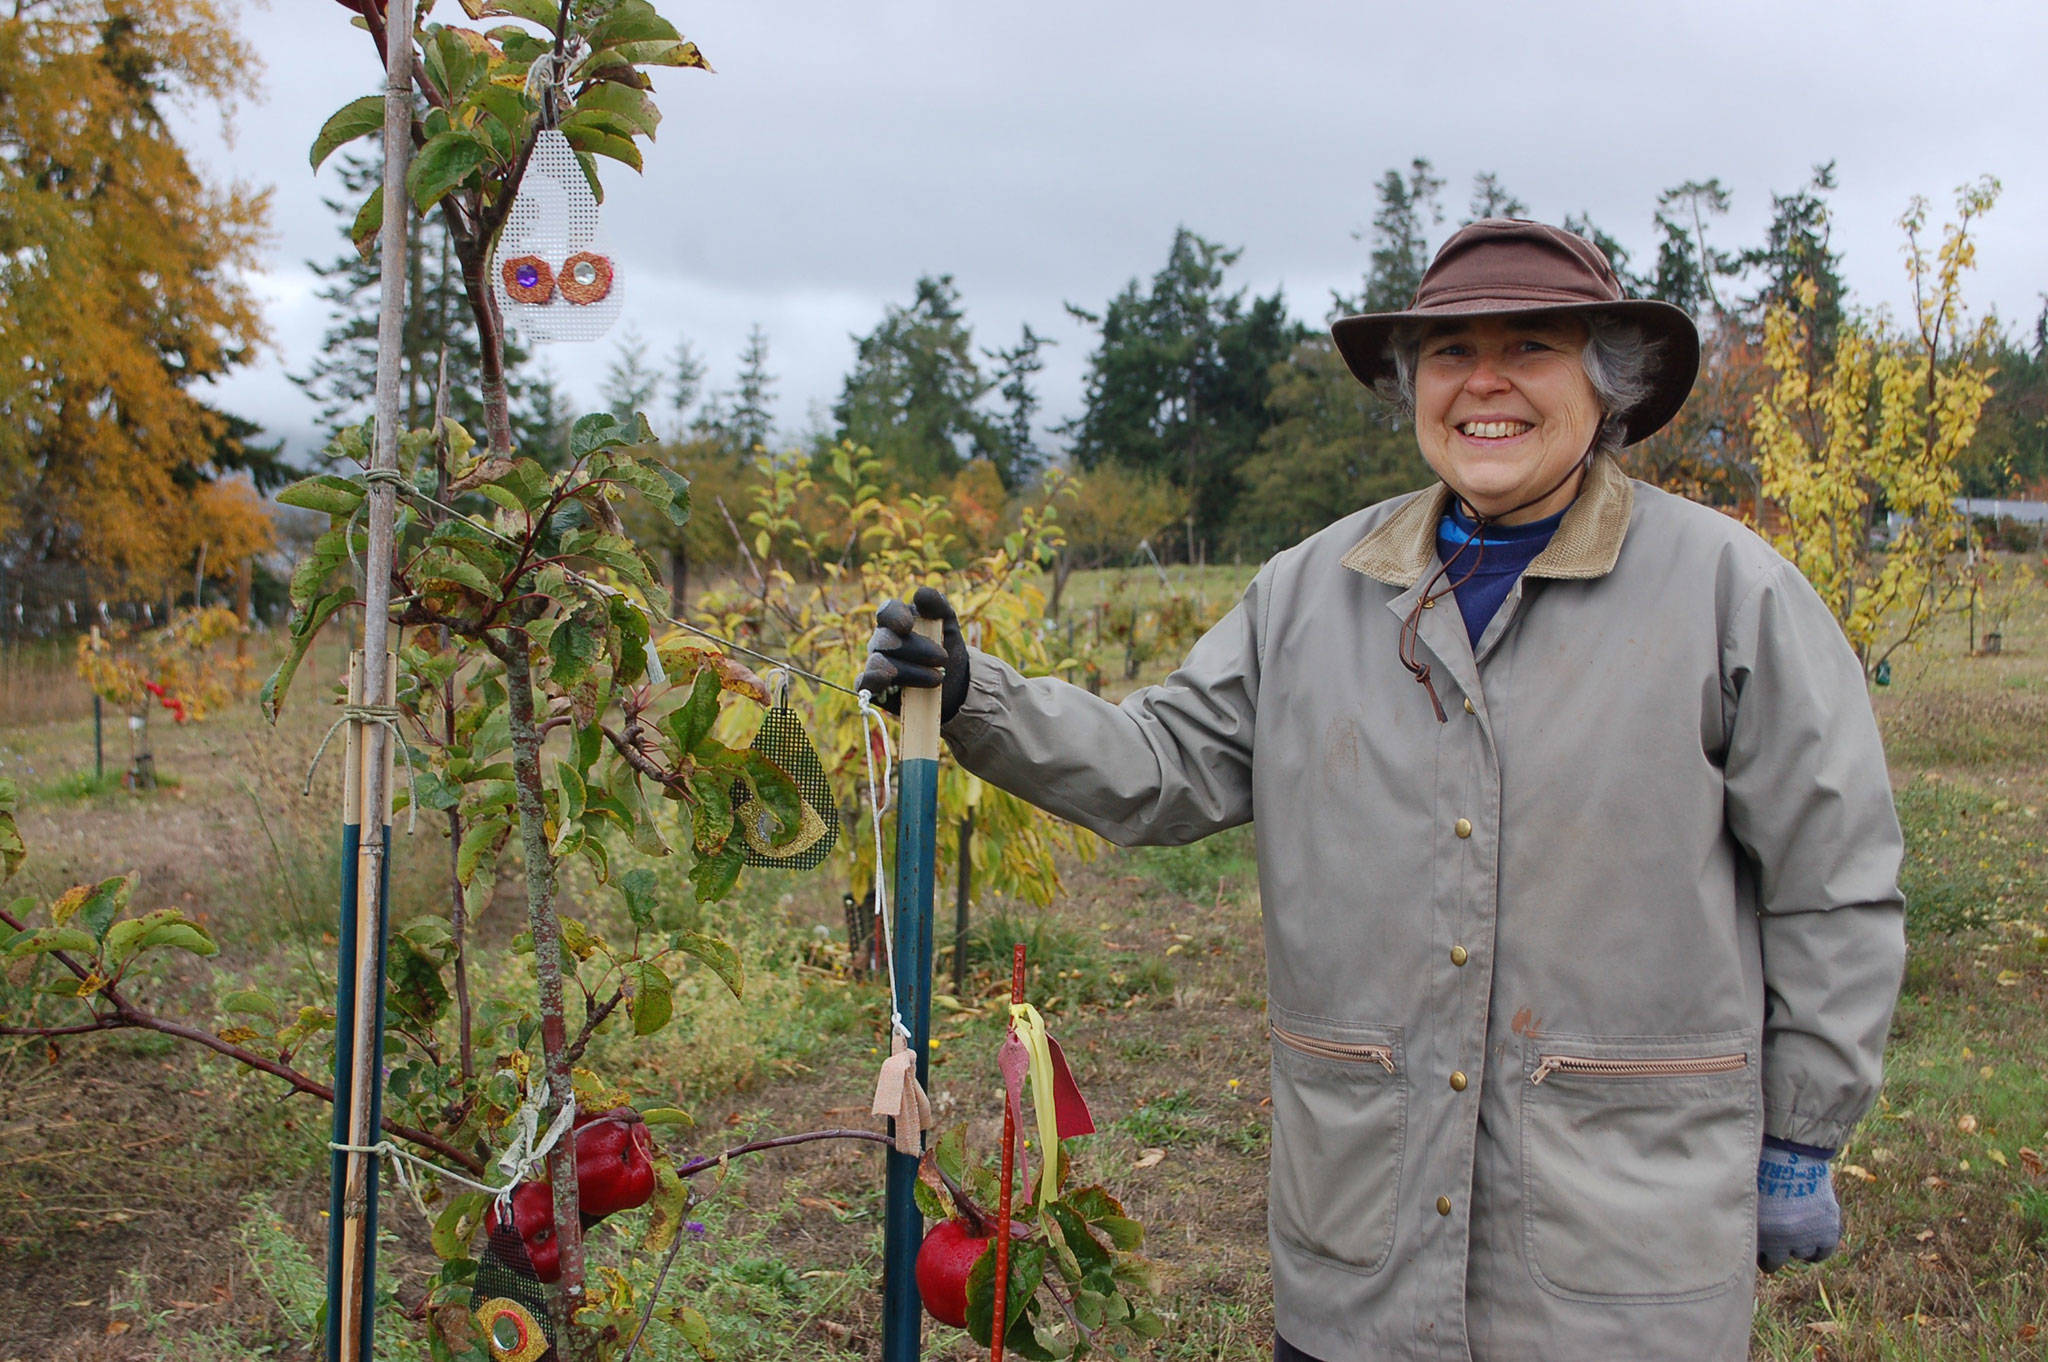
[9,3,1158,1358]
[74,605,253,786]
[1750,178,2001,679]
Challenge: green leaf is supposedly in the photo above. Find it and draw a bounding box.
[103,910,217,970]
[630,960,674,1036]
[934,1124,968,1185]
[671,930,742,999]
[642,1159,689,1252]
[584,0,680,51]
[431,1192,492,1260]
[620,867,659,931]
[548,613,601,689]
[737,752,802,843]
[570,410,655,459]
[221,988,282,1022]
[574,82,662,138]
[424,27,483,102]
[413,551,499,599]
[457,814,510,885]
[482,0,562,26]
[310,94,387,171]
[657,1301,716,1360]
[560,120,644,173]
[554,759,588,826]
[639,1106,693,1127]
[965,1238,1048,1350]
[660,668,722,759]
[261,589,355,721]
[49,875,131,945]
[687,840,745,905]
[276,473,369,518]
[406,130,492,211]
[6,925,96,959]
[469,80,532,146]
[389,935,451,1025]
[0,779,21,884]
[1048,1202,1114,1293]
[349,185,384,256]
[912,1176,949,1222]
[1093,1215,1144,1251]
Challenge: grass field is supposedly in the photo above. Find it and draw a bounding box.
[1,560,2044,1361]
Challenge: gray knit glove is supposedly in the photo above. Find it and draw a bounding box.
[1756,1142,1841,1271]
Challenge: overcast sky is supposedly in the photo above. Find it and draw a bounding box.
[181,0,2046,467]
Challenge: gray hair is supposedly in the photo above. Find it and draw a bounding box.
[1380,313,1663,455]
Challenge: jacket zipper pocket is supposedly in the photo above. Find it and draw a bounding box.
[1271,1023,1396,1073]
[1529,1052,1747,1085]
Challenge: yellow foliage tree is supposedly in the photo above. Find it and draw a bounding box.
[696,446,1093,947]
[0,0,270,599]
[1750,178,2000,678]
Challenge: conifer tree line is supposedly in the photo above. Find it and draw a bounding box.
[385,155,2039,569]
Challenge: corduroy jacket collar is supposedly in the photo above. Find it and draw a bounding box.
[1339,453,1636,588]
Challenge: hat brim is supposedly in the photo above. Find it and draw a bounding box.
[1329,297,1701,446]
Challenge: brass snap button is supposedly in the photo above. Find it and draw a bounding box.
[1449,1071,1468,1092]
[1463,697,1476,715]
[1454,818,1473,839]
[1449,945,1469,967]
[1436,1196,1453,1216]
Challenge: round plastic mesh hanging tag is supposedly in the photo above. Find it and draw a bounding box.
[731,699,840,870]
[492,128,623,344]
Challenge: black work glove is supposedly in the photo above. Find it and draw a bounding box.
[856,586,970,722]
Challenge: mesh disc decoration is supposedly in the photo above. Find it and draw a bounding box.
[731,694,839,869]
[471,1213,556,1362]
[491,128,623,344]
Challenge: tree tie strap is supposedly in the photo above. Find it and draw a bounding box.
[303,703,420,833]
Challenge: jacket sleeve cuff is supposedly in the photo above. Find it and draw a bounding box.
[1762,1102,1858,1153]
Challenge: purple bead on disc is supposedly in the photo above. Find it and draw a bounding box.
[516,263,540,289]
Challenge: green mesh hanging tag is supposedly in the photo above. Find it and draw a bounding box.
[470,1209,556,1361]
[730,693,839,870]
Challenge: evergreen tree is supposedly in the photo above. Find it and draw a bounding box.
[292,154,536,444]
[988,323,1053,485]
[728,324,776,453]
[834,277,1001,486]
[1338,157,1445,315]
[1063,228,1302,552]
[1563,211,1650,296]
[1235,337,1431,554]
[519,362,575,470]
[1649,179,1738,317]
[1465,171,1528,224]
[601,325,662,423]
[668,335,706,436]
[1742,163,1846,349]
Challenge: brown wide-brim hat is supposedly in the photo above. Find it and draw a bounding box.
[1330,218,1701,445]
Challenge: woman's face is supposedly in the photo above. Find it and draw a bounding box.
[1412,314,1603,524]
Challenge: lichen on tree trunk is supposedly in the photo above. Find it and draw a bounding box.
[501,635,588,1348]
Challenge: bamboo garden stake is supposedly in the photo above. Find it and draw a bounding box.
[328,1,412,1357]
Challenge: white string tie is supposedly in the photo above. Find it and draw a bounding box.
[856,689,907,1041]
[494,1091,578,1216]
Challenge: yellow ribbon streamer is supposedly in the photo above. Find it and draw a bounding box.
[1009,1002,1061,1205]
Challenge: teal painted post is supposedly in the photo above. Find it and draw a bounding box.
[881,624,945,1362]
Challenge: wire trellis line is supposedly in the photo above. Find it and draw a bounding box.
[388,479,869,702]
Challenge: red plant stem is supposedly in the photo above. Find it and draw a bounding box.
[670,1127,891,1180]
[0,905,484,1174]
[991,943,1026,1362]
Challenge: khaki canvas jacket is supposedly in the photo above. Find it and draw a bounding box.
[942,456,1906,1361]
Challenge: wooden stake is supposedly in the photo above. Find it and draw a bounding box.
[331,0,412,1354]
